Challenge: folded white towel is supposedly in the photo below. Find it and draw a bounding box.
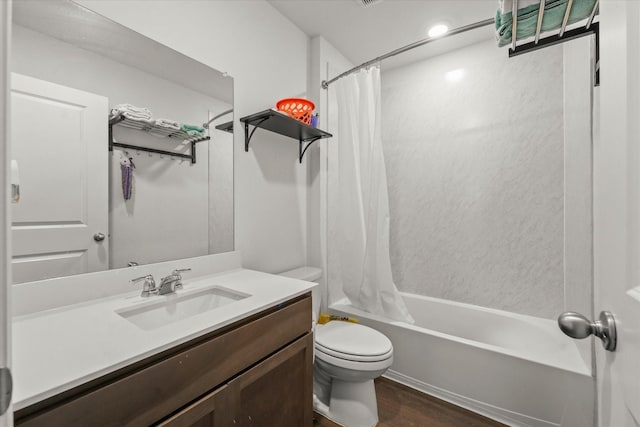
[499,0,540,15]
[113,103,152,114]
[115,114,155,130]
[110,109,152,120]
[155,118,180,130]
[111,110,151,120]
[111,104,152,120]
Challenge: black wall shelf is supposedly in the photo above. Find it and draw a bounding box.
[215,121,234,133]
[239,110,332,163]
[109,114,210,164]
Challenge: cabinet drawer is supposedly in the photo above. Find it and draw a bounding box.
[16,295,311,427]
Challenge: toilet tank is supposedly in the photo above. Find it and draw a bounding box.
[278,267,322,324]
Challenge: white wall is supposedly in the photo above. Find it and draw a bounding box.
[76,0,311,273]
[11,25,233,269]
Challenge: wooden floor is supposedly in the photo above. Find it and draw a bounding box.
[313,377,506,427]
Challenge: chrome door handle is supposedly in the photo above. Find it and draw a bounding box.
[558,311,617,351]
[93,232,106,242]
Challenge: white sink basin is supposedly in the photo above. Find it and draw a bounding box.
[116,286,250,330]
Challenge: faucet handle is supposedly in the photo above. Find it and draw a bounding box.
[131,274,152,283]
[171,268,191,289]
[131,274,157,297]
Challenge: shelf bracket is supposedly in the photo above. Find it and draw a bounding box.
[299,136,322,163]
[108,115,126,152]
[244,118,269,152]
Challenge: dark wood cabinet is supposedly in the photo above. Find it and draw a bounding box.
[156,385,231,427]
[156,334,313,427]
[15,293,313,427]
[230,333,313,427]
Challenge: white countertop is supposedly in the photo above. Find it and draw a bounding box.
[12,268,316,411]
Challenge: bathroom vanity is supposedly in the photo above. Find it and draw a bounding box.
[11,259,315,427]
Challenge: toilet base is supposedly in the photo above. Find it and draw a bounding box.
[313,378,379,427]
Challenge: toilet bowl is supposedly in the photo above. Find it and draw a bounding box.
[278,267,394,427]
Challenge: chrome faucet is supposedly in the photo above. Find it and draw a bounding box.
[131,274,158,297]
[158,268,191,295]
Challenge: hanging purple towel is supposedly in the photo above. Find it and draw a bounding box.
[120,157,135,200]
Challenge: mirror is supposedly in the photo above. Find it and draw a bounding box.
[10,0,234,283]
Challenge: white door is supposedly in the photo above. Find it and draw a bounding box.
[10,74,108,283]
[0,3,12,426]
[595,1,640,425]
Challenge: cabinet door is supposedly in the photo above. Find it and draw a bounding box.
[229,333,313,427]
[155,385,232,427]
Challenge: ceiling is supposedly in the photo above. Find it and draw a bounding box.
[268,0,499,71]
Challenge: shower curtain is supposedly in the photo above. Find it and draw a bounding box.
[334,67,414,323]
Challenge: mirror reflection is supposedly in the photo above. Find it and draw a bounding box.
[10,0,234,283]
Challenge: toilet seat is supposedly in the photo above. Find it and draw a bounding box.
[315,345,393,373]
[315,321,393,362]
[315,343,393,362]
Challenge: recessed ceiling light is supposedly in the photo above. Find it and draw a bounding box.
[428,24,449,38]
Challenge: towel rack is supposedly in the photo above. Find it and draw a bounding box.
[509,0,600,86]
[108,114,210,164]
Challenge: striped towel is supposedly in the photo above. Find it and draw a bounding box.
[495,0,597,47]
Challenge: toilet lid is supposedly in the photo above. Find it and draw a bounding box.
[315,321,393,359]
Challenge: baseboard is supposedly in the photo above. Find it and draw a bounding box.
[383,370,559,427]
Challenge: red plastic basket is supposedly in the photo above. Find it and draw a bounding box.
[276,98,315,125]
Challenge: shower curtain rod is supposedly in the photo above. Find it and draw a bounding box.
[203,108,233,129]
[321,17,495,89]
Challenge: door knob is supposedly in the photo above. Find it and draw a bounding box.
[93,232,106,242]
[558,311,617,351]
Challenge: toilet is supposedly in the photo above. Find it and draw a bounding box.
[279,267,394,427]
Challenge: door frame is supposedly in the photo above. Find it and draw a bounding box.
[0,0,12,426]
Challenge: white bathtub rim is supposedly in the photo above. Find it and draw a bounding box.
[398,292,560,325]
[383,369,559,427]
[330,297,591,377]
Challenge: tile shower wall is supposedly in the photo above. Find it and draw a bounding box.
[381,39,565,318]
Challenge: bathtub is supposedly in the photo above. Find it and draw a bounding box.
[329,293,594,427]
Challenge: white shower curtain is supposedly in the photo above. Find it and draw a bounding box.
[334,67,414,323]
